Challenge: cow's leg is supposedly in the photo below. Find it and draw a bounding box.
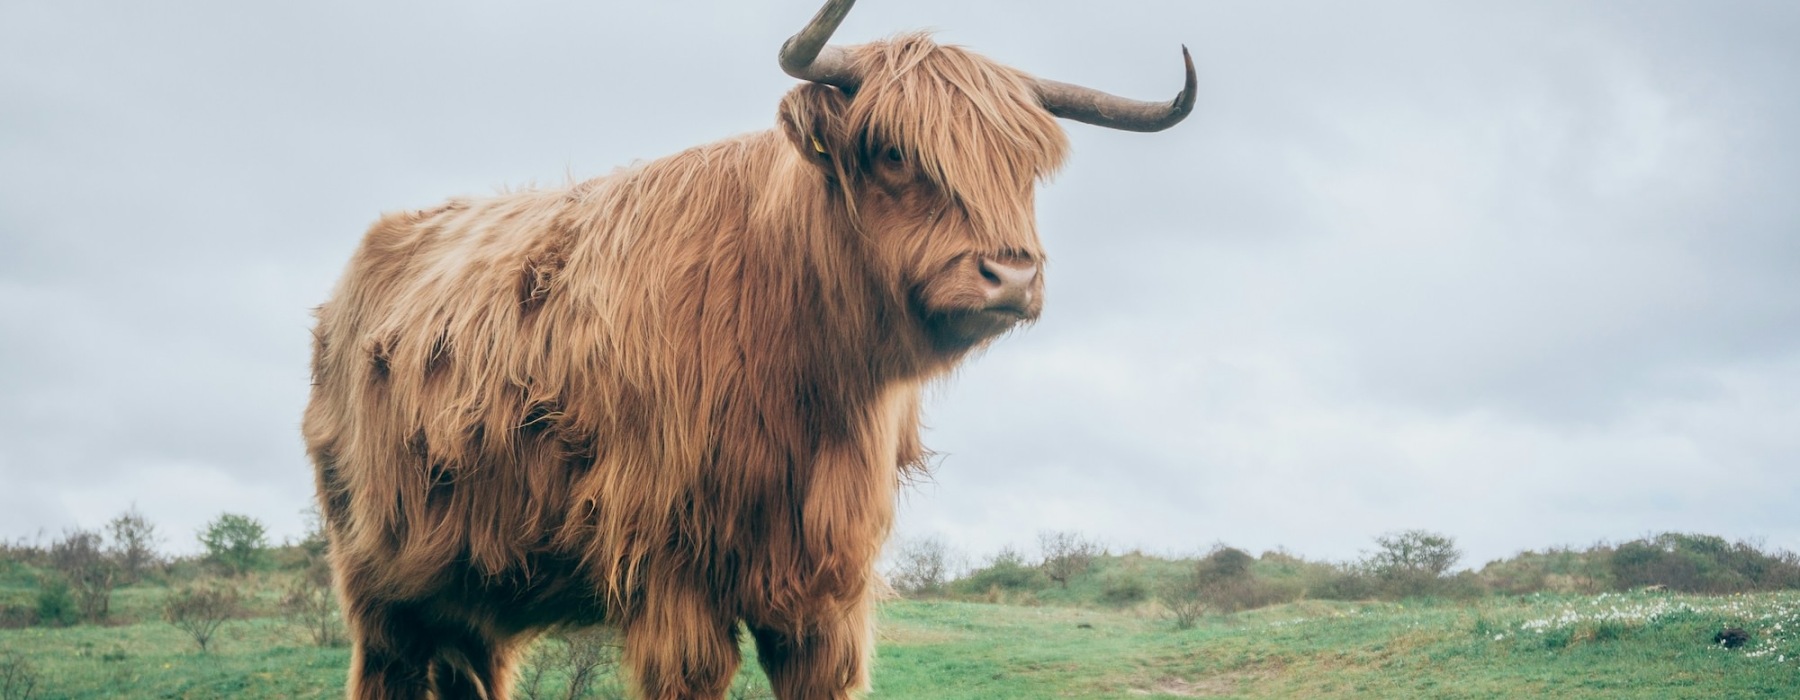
[429,629,523,700]
[748,600,874,700]
[343,600,436,700]
[623,585,742,700]
[429,656,477,700]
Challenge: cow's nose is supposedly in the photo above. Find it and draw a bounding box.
[979,256,1038,314]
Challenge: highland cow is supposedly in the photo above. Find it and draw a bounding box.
[302,1,1194,698]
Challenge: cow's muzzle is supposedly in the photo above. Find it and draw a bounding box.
[977,256,1039,318]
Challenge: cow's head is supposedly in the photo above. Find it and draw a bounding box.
[775,0,1195,356]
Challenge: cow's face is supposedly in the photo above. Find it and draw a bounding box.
[779,37,1070,354]
[770,3,1193,356]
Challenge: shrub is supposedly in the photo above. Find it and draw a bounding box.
[1309,565,1377,601]
[518,627,624,700]
[279,522,343,647]
[1478,554,1549,596]
[0,605,33,630]
[1191,547,1256,613]
[1764,549,1800,590]
[1479,545,1620,596]
[279,566,344,647]
[1097,572,1149,607]
[1221,574,1302,611]
[0,537,47,571]
[1253,548,1325,582]
[1038,532,1102,589]
[197,514,268,577]
[1247,577,1304,609]
[1196,547,1254,582]
[1608,533,1799,594]
[1157,574,1206,630]
[1365,530,1462,599]
[106,506,162,584]
[165,581,243,653]
[33,577,79,628]
[1,648,39,700]
[1437,571,1489,601]
[49,529,116,623]
[888,537,955,598]
[954,547,1045,595]
[1158,545,1300,626]
[1298,530,1471,601]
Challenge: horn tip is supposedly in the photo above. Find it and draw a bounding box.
[1171,45,1197,122]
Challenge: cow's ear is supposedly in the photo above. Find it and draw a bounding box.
[779,83,851,176]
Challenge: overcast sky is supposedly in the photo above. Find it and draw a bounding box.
[2,1,1796,569]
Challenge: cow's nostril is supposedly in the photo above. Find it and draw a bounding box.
[977,257,1039,313]
[979,257,1037,287]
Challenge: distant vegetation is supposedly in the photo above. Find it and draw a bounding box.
[0,510,1796,698]
[890,528,1800,618]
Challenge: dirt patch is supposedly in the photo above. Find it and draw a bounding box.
[1131,655,1293,698]
[874,624,966,645]
[1131,672,1254,697]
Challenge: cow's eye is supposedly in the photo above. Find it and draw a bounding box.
[884,146,904,163]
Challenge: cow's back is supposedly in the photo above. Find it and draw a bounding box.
[304,139,772,607]
[304,185,622,599]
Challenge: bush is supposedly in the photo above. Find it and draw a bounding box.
[1196,547,1254,582]
[888,537,955,598]
[0,605,33,630]
[1765,549,1800,590]
[1437,571,1489,601]
[954,547,1046,596]
[1302,530,1471,601]
[1158,545,1301,627]
[279,567,344,647]
[1250,577,1305,609]
[1157,574,1206,630]
[1608,533,1799,594]
[33,577,79,628]
[518,627,624,700]
[1309,565,1377,601]
[1038,532,1102,589]
[49,529,116,623]
[1478,554,1549,596]
[1479,545,1613,595]
[1097,572,1149,607]
[165,581,243,653]
[279,521,343,647]
[0,648,39,700]
[197,514,268,577]
[1192,547,1255,613]
[1365,530,1462,599]
[106,506,162,584]
[0,537,47,572]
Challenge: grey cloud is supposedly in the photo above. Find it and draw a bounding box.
[3,1,1796,564]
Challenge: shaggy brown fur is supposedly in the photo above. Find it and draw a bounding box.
[306,34,1072,700]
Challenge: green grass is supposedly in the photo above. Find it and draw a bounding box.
[3,589,1797,699]
[874,592,1800,698]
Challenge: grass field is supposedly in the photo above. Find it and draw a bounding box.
[3,585,1796,699]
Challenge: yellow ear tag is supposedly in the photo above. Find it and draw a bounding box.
[812,136,828,155]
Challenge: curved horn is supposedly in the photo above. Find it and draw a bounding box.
[1035,46,1197,132]
[779,0,861,91]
